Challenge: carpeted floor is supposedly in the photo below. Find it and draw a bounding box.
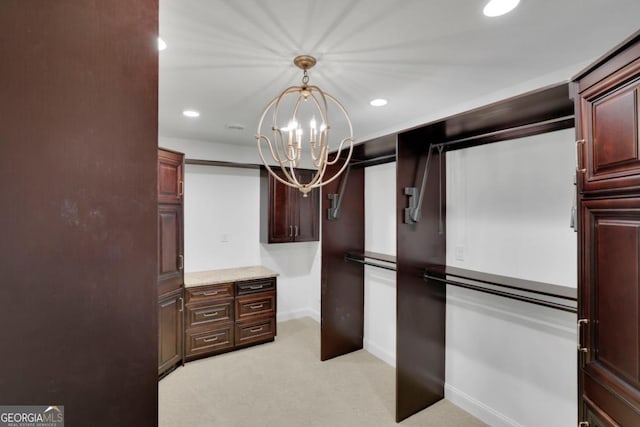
[159,317,487,426]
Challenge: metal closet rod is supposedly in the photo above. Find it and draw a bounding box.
[424,272,577,313]
[344,254,397,272]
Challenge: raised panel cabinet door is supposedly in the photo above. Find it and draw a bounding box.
[158,148,184,204]
[158,204,183,295]
[577,69,640,194]
[158,288,183,376]
[580,198,640,425]
[268,170,294,242]
[294,169,319,242]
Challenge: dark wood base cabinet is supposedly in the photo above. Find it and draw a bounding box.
[184,277,277,362]
[574,30,640,426]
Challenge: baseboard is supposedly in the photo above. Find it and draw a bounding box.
[363,338,395,367]
[277,308,320,323]
[445,384,523,427]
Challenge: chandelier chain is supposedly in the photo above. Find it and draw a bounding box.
[302,70,309,86]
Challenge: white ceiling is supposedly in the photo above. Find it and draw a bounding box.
[159,0,640,147]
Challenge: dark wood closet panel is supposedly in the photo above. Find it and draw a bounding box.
[395,129,447,422]
[0,1,159,425]
[574,30,640,426]
[320,163,365,360]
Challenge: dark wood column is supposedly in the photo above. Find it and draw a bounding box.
[321,163,365,360]
[0,2,158,426]
[396,128,447,422]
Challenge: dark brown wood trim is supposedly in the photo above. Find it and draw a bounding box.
[185,158,262,169]
[572,29,640,85]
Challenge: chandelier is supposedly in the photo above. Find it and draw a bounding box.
[256,55,354,195]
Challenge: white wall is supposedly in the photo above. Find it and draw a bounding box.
[364,162,397,366]
[445,129,577,427]
[161,136,321,322]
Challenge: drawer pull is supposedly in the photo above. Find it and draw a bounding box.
[249,303,265,309]
[248,285,263,290]
[203,291,219,296]
[203,336,219,343]
[203,311,219,317]
[249,326,263,333]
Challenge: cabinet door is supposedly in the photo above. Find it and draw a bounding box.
[158,148,184,204]
[158,204,183,295]
[578,74,640,194]
[580,198,640,425]
[267,169,294,243]
[293,169,319,242]
[158,288,183,377]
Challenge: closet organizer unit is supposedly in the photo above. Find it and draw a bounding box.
[321,82,580,422]
[573,30,640,426]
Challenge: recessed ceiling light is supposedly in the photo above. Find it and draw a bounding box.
[182,110,200,118]
[370,98,388,107]
[483,0,520,17]
[158,37,167,51]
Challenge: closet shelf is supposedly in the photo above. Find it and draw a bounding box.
[344,251,397,271]
[424,265,577,313]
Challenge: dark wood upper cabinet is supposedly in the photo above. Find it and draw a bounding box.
[574,30,640,427]
[575,34,640,195]
[260,168,319,243]
[158,148,184,204]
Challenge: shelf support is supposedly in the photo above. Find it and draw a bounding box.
[404,144,436,224]
[327,164,352,221]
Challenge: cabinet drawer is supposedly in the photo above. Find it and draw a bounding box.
[235,317,275,346]
[235,292,275,320]
[186,300,233,328]
[185,323,234,358]
[236,278,275,296]
[186,282,234,303]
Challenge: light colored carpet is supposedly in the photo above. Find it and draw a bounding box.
[159,317,487,427]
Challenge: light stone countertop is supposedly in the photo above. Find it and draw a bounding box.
[184,265,279,288]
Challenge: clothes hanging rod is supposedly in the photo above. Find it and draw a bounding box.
[344,251,397,272]
[424,271,577,313]
[432,115,575,151]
